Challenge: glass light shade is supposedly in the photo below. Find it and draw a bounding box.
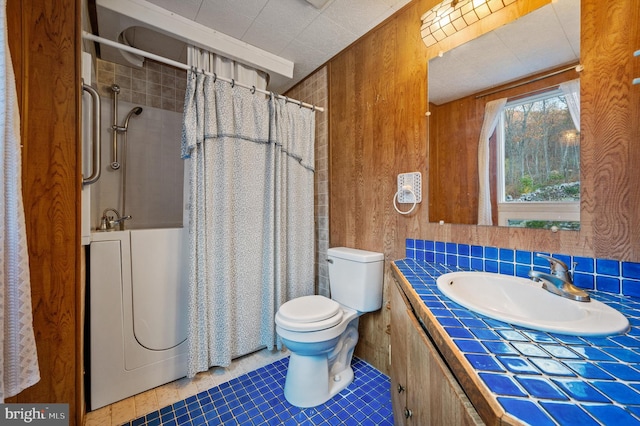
[420,0,517,47]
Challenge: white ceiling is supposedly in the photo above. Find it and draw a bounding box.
[428,0,580,105]
[94,0,580,98]
[95,0,412,93]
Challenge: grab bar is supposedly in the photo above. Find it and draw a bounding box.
[82,80,102,185]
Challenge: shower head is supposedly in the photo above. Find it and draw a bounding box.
[123,106,143,129]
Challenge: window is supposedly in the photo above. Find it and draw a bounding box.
[496,88,580,230]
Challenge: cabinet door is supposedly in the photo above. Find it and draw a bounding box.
[405,312,431,425]
[406,307,483,425]
[390,281,409,426]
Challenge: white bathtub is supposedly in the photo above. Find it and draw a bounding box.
[89,228,188,410]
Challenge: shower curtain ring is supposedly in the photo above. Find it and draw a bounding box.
[251,85,256,94]
[285,96,289,104]
[231,79,235,88]
[213,73,217,83]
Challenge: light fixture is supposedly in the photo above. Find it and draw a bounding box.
[420,0,517,48]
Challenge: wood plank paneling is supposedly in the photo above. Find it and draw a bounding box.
[582,0,640,260]
[329,1,433,374]
[631,5,640,260]
[6,0,80,423]
[325,0,640,373]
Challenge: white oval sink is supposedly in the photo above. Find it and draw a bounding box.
[436,271,629,336]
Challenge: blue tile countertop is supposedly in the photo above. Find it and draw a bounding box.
[392,258,640,426]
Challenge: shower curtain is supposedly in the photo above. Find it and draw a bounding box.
[0,0,40,400]
[182,49,315,377]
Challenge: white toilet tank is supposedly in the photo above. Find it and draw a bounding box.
[327,247,384,312]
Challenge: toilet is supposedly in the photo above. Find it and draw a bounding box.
[275,247,384,407]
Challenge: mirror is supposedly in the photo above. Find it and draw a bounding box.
[427,0,580,229]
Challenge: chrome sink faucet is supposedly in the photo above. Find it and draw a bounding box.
[528,254,591,302]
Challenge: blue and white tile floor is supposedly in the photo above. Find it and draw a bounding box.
[120,357,393,426]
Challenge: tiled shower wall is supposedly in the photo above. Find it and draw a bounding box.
[96,58,186,113]
[285,67,330,297]
[91,57,185,229]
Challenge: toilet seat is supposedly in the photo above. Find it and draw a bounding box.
[276,296,343,332]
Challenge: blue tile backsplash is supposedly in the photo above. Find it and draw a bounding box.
[397,239,640,425]
[405,239,640,296]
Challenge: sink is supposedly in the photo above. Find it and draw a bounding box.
[436,271,629,336]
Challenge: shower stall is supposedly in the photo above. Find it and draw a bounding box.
[82,0,324,407]
[82,51,189,409]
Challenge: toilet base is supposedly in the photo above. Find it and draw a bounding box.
[282,319,359,408]
[283,353,355,408]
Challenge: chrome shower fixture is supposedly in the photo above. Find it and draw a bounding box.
[109,84,142,170]
[123,107,143,129]
[110,99,143,226]
[110,84,122,169]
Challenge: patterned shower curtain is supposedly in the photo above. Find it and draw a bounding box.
[181,66,315,377]
[0,0,40,400]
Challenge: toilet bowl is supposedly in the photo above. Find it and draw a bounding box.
[275,247,384,408]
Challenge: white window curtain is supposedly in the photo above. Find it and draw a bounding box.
[559,78,580,130]
[477,98,507,226]
[0,0,40,400]
[182,47,315,377]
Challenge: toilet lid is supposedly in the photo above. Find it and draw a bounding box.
[276,295,343,332]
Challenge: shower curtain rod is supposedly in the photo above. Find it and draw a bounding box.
[82,32,324,113]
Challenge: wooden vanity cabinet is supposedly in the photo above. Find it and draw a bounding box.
[390,277,410,424]
[390,279,483,425]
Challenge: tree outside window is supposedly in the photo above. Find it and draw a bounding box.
[497,89,580,230]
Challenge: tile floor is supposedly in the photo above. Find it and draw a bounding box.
[84,349,394,426]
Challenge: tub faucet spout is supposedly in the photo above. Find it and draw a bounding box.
[112,215,132,231]
[99,208,131,231]
[529,254,590,302]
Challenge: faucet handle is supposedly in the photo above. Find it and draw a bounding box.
[99,215,110,230]
[112,215,132,224]
[536,253,569,273]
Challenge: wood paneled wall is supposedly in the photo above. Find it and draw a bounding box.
[328,0,432,374]
[582,0,640,260]
[429,65,579,225]
[326,0,640,374]
[6,0,81,423]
